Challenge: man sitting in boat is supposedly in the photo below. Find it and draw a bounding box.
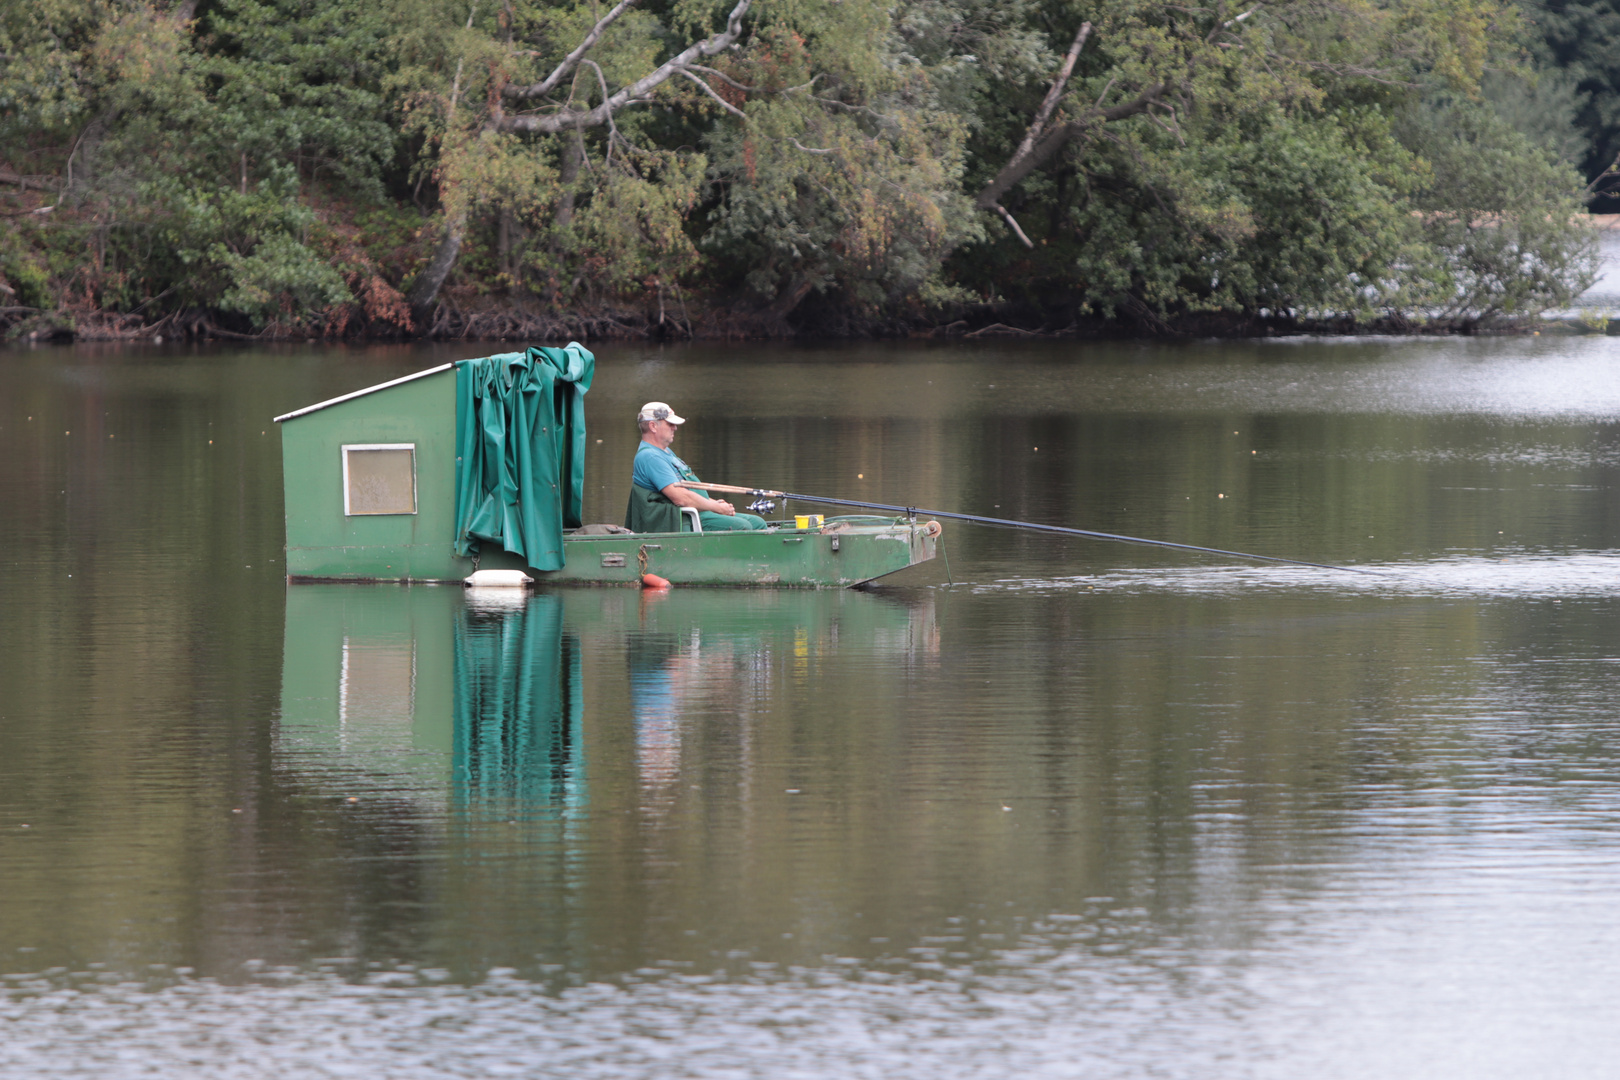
[627,402,767,532]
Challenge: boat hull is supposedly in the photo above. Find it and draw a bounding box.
[545,521,937,587]
[288,518,939,588]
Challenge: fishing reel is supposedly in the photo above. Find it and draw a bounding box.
[747,498,777,513]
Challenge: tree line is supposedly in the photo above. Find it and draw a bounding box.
[1,0,1615,340]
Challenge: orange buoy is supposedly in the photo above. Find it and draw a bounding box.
[641,572,671,589]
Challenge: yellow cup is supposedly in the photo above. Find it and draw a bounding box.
[794,514,824,529]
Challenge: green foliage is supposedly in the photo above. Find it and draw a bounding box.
[1076,112,1421,320]
[383,0,709,304]
[346,202,433,275]
[964,107,1420,323]
[0,234,54,311]
[146,166,353,324]
[214,232,353,322]
[698,19,979,314]
[945,0,1597,327]
[0,0,1605,334]
[1481,68,1588,166]
[0,0,119,135]
[1399,98,1599,321]
[539,151,708,301]
[187,0,402,195]
[1525,0,1620,197]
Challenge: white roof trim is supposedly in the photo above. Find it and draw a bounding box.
[273,363,456,423]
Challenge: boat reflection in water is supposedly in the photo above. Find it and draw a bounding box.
[276,584,938,821]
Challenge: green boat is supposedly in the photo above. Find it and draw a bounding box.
[274,347,940,587]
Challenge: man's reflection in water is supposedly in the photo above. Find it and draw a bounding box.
[620,592,939,814]
[626,595,743,814]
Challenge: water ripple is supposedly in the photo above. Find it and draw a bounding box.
[973,551,1620,598]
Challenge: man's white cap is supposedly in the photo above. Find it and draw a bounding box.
[637,402,685,424]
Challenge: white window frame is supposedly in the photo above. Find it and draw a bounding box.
[342,443,418,516]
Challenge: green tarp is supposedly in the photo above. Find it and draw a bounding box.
[453,344,595,571]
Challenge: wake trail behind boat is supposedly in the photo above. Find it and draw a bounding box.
[970,552,1620,599]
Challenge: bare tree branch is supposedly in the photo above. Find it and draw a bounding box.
[406,208,468,313]
[788,137,834,155]
[680,68,748,121]
[1266,53,1416,87]
[443,5,480,126]
[416,0,751,314]
[500,0,753,134]
[580,58,621,163]
[505,0,639,101]
[991,203,1035,248]
[691,66,822,97]
[808,94,902,130]
[689,65,759,94]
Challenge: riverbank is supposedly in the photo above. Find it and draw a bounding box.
[8,217,1618,347]
[11,296,1619,345]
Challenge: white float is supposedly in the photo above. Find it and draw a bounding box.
[463,569,533,588]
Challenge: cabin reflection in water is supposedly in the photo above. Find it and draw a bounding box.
[278,586,938,816]
[277,585,584,815]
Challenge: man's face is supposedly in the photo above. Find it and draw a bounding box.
[650,418,678,446]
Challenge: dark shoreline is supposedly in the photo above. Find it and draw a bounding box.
[8,301,1615,346]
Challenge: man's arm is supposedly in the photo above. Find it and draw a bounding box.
[660,483,736,516]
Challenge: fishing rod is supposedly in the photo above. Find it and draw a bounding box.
[675,481,1381,576]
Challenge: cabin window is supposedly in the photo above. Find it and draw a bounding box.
[343,444,417,515]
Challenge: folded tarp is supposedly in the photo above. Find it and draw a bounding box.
[453,343,595,571]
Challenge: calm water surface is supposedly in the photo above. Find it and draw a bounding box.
[4,336,1620,1078]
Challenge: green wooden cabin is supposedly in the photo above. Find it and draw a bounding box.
[278,361,463,581]
[276,347,594,582]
